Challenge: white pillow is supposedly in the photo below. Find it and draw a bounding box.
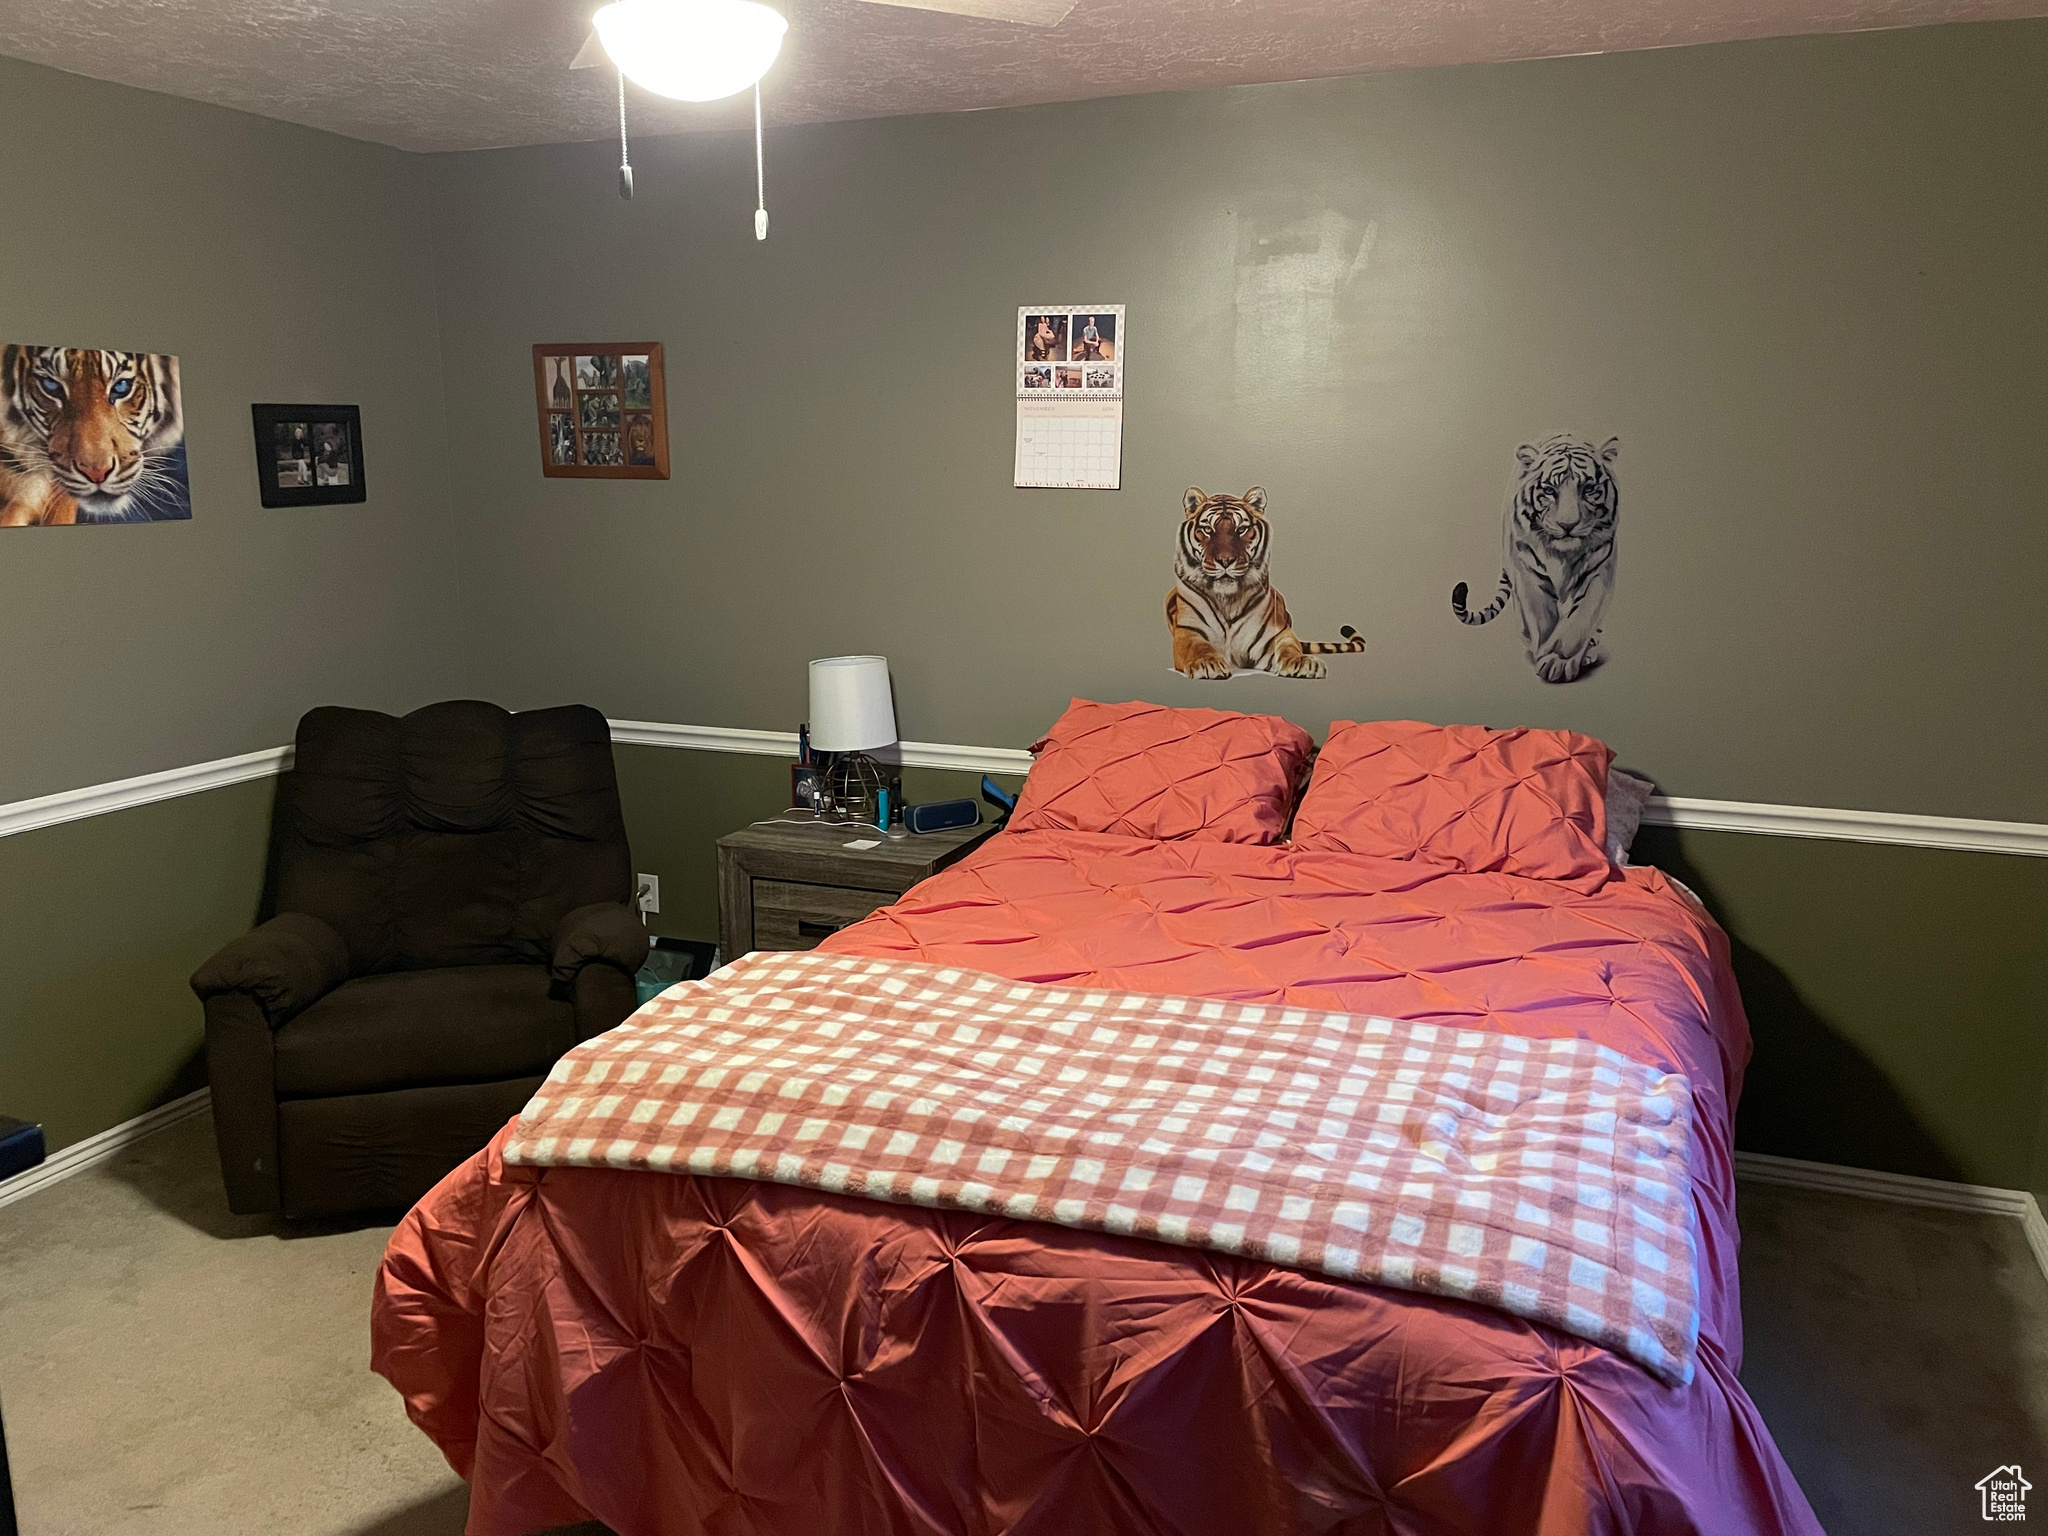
[1605,767,1656,866]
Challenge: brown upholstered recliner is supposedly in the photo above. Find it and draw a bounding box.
[191,701,647,1217]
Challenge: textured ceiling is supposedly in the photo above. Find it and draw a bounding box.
[1,0,2042,153]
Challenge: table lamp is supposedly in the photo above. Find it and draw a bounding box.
[808,655,896,825]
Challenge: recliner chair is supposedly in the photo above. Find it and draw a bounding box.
[191,700,647,1217]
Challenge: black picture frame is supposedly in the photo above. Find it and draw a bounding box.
[251,403,366,507]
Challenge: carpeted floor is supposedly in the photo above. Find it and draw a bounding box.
[1737,1178,2048,1533]
[2,1113,2044,1535]
[0,1112,466,1536]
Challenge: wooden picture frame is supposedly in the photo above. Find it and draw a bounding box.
[533,343,669,479]
[251,403,366,507]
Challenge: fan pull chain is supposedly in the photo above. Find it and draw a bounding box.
[753,81,768,240]
[617,70,634,200]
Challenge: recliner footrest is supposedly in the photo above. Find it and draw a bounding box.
[277,1077,543,1217]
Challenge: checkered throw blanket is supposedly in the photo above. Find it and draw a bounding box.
[504,951,1701,1384]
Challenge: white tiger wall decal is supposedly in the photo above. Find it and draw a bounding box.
[1451,433,1619,683]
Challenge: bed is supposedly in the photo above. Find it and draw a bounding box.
[372,707,1822,1535]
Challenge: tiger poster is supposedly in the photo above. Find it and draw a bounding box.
[0,344,191,526]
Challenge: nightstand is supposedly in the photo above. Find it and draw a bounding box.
[717,814,999,960]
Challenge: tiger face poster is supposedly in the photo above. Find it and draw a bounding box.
[0,344,191,526]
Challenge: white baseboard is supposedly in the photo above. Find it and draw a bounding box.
[0,1088,212,1212]
[1735,1149,2048,1282]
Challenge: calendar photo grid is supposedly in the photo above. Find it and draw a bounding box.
[1015,404,1123,490]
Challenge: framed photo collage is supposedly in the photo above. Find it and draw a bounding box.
[533,342,670,479]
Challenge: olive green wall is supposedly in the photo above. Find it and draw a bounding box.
[1630,826,2048,1195]
[0,57,472,1153]
[0,783,274,1152]
[425,21,2046,823]
[0,56,470,804]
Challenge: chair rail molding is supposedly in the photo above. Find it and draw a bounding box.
[608,723,2048,855]
[0,746,292,839]
[1639,795,2048,856]
[3,723,2044,857]
[608,719,1035,778]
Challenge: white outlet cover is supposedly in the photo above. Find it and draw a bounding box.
[636,873,660,914]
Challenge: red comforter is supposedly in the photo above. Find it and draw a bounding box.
[373,829,1821,1535]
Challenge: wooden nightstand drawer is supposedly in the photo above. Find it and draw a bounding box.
[717,813,1000,961]
[752,879,896,950]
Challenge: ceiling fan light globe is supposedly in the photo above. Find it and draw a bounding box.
[593,0,787,102]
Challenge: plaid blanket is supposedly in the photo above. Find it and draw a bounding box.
[504,951,1700,1384]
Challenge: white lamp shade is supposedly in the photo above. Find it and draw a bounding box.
[593,0,787,103]
[809,656,897,753]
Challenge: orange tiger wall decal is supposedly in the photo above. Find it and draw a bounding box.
[1167,486,1363,679]
[0,345,190,526]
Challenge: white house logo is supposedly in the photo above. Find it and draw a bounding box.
[1979,1465,2031,1521]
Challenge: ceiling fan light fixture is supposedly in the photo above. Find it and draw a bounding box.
[593,0,788,102]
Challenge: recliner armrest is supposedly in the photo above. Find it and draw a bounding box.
[190,912,351,1028]
[550,902,649,985]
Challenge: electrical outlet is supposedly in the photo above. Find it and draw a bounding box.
[636,873,660,914]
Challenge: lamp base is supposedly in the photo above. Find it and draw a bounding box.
[822,752,886,827]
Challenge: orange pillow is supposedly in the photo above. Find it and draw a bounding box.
[1292,720,1614,882]
[1009,700,1314,844]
